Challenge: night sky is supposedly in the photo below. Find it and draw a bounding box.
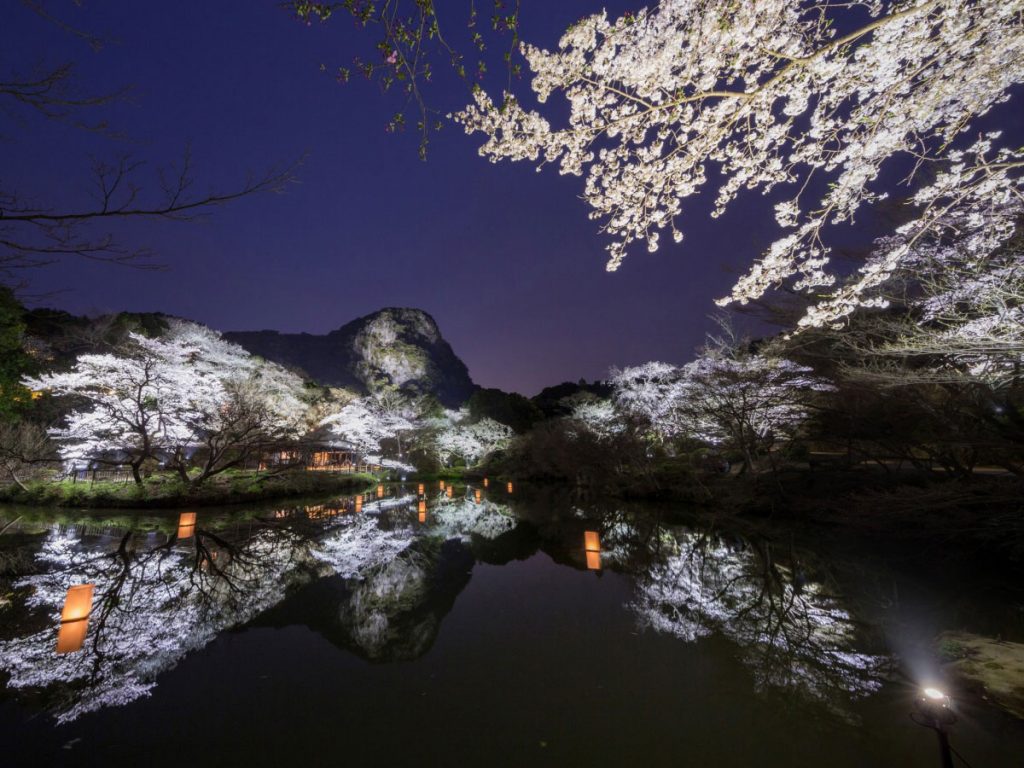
[5,2,1020,394]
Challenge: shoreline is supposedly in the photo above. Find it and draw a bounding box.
[0,470,379,510]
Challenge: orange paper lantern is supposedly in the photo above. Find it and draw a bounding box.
[446,485,453,498]
[483,477,489,488]
[584,531,601,570]
[474,489,482,503]
[56,617,90,654]
[377,484,384,498]
[177,512,196,540]
[506,482,513,493]
[56,584,94,654]
[60,584,94,623]
[418,483,425,495]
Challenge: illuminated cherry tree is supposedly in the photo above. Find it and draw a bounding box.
[24,333,199,482]
[427,408,514,467]
[610,362,689,443]
[25,321,310,483]
[453,0,1024,328]
[567,397,625,440]
[613,341,832,469]
[319,395,415,457]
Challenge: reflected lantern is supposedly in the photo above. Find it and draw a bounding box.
[177,512,196,540]
[483,477,489,488]
[584,531,601,570]
[474,489,482,504]
[56,584,94,654]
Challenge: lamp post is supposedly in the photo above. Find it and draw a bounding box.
[913,687,956,768]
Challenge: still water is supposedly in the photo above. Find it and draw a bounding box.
[0,484,1022,767]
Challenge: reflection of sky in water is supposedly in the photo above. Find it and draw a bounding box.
[0,495,894,725]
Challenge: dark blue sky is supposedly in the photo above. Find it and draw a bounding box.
[6,2,1018,394]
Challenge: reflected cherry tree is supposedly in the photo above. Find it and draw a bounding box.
[0,489,519,721]
[627,526,885,714]
[428,492,516,542]
[0,523,322,722]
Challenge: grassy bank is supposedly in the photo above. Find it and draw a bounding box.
[0,469,379,509]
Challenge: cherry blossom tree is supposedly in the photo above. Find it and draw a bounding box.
[427,408,513,466]
[319,394,416,458]
[24,333,198,483]
[452,0,1024,329]
[566,396,625,441]
[612,332,833,471]
[610,362,689,443]
[25,321,310,484]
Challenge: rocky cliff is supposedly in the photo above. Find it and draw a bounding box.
[225,308,475,407]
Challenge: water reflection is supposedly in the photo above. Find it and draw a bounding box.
[0,488,888,725]
[628,530,884,714]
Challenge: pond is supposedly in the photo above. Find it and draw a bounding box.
[1,483,1022,767]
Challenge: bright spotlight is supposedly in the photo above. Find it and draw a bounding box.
[915,685,955,728]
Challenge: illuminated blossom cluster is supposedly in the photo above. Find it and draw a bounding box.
[453,0,1024,328]
[833,141,1024,385]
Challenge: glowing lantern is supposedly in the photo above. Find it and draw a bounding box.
[507,482,514,494]
[177,512,196,540]
[355,494,363,513]
[418,483,425,495]
[56,584,94,654]
[377,484,384,498]
[439,480,446,490]
[584,531,601,570]
[483,477,489,488]
[474,489,482,504]
[446,485,453,498]
[418,499,427,523]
